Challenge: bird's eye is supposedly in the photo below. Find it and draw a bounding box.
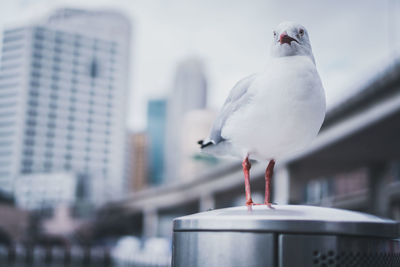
[299,29,304,36]
[273,31,277,37]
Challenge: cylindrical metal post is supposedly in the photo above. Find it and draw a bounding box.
[172,205,400,267]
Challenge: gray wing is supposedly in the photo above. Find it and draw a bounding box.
[205,74,257,146]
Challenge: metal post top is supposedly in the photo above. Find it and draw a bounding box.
[173,205,400,238]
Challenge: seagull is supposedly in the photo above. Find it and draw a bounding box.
[198,21,326,207]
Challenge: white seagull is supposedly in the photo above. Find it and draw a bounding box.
[198,21,326,206]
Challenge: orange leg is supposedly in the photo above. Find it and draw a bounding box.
[265,159,275,206]
[242,156,253,206]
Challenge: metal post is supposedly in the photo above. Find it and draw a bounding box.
[143,207,158,238]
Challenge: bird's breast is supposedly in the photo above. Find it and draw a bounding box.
[222,56,326,160]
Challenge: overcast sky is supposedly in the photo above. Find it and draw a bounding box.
[1,0,399,131]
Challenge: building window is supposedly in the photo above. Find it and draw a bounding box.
[51,74,59,81]
[30,80,40,87]
[47,122,56,128]
[46,132,55,138]
[50,94,58,100]
[49,103,57,109]
[1,63,20,70]
[31,71,40,78]
[0,141,12,147]
[2,44,24,52]
[28,100,38,107]
[45,141,54,148]
[34,32,44,41]
[25,129,35,136]
[22,159,33,165]
[44,162,52,170]
[26,119,36,127]
[21,168,31,174]
[53,55,61,63]
[33,43,43,50]
[54,46,62,54]
[24,139,34,146]
[48,112,56,119]
[4,34,24,43]
[55,36,63,44]
[64,163,71,170]
[29,91,39,97]
[90,58,99,78]
[32,51,42,60]
[53,65,61,72]
[27,109,37,116]
[23,149,33,156]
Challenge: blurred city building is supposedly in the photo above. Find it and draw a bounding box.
[180,109,218,181]
[42,204,82,237]
[0,8,131,207]
[164,58,208,183]
[0,204,29,244]
[14,173,76,210]
[147,99,167,185]
[129,132,148,192]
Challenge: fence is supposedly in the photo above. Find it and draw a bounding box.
[0,245,170,267]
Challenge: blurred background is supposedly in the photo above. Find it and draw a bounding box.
[0,0,399,266]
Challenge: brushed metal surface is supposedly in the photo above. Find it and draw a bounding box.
[174,205,399,238]
[279,234,400,267]
[172,231,275,267]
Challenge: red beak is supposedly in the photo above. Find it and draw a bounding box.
[279,32,298,45]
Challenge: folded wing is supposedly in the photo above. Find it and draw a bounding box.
[199,74,257,148]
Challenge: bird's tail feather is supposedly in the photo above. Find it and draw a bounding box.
[198,139,239,159]
[198,139,214,149]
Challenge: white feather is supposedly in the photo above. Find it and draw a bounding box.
[202,21,326,162]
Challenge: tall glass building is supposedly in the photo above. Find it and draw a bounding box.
[0,9,131,206]
[147,99,167,185]
[164,58,208,182]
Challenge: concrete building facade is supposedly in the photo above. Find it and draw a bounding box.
[164,58,208,183]
[0,8,131,206]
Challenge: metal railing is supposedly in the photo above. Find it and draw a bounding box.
[0,244,171,267]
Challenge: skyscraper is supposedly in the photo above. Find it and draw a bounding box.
[130,132,148,192]
[180,109,218,181]
[147,99,167,185]
[164,58,208,182]
[0,8,131,205]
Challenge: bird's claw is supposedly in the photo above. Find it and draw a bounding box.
[264,202,275,209]
[246,202,276,209]
[245,198,254,206]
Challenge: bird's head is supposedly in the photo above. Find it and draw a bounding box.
[270,21,315,63]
